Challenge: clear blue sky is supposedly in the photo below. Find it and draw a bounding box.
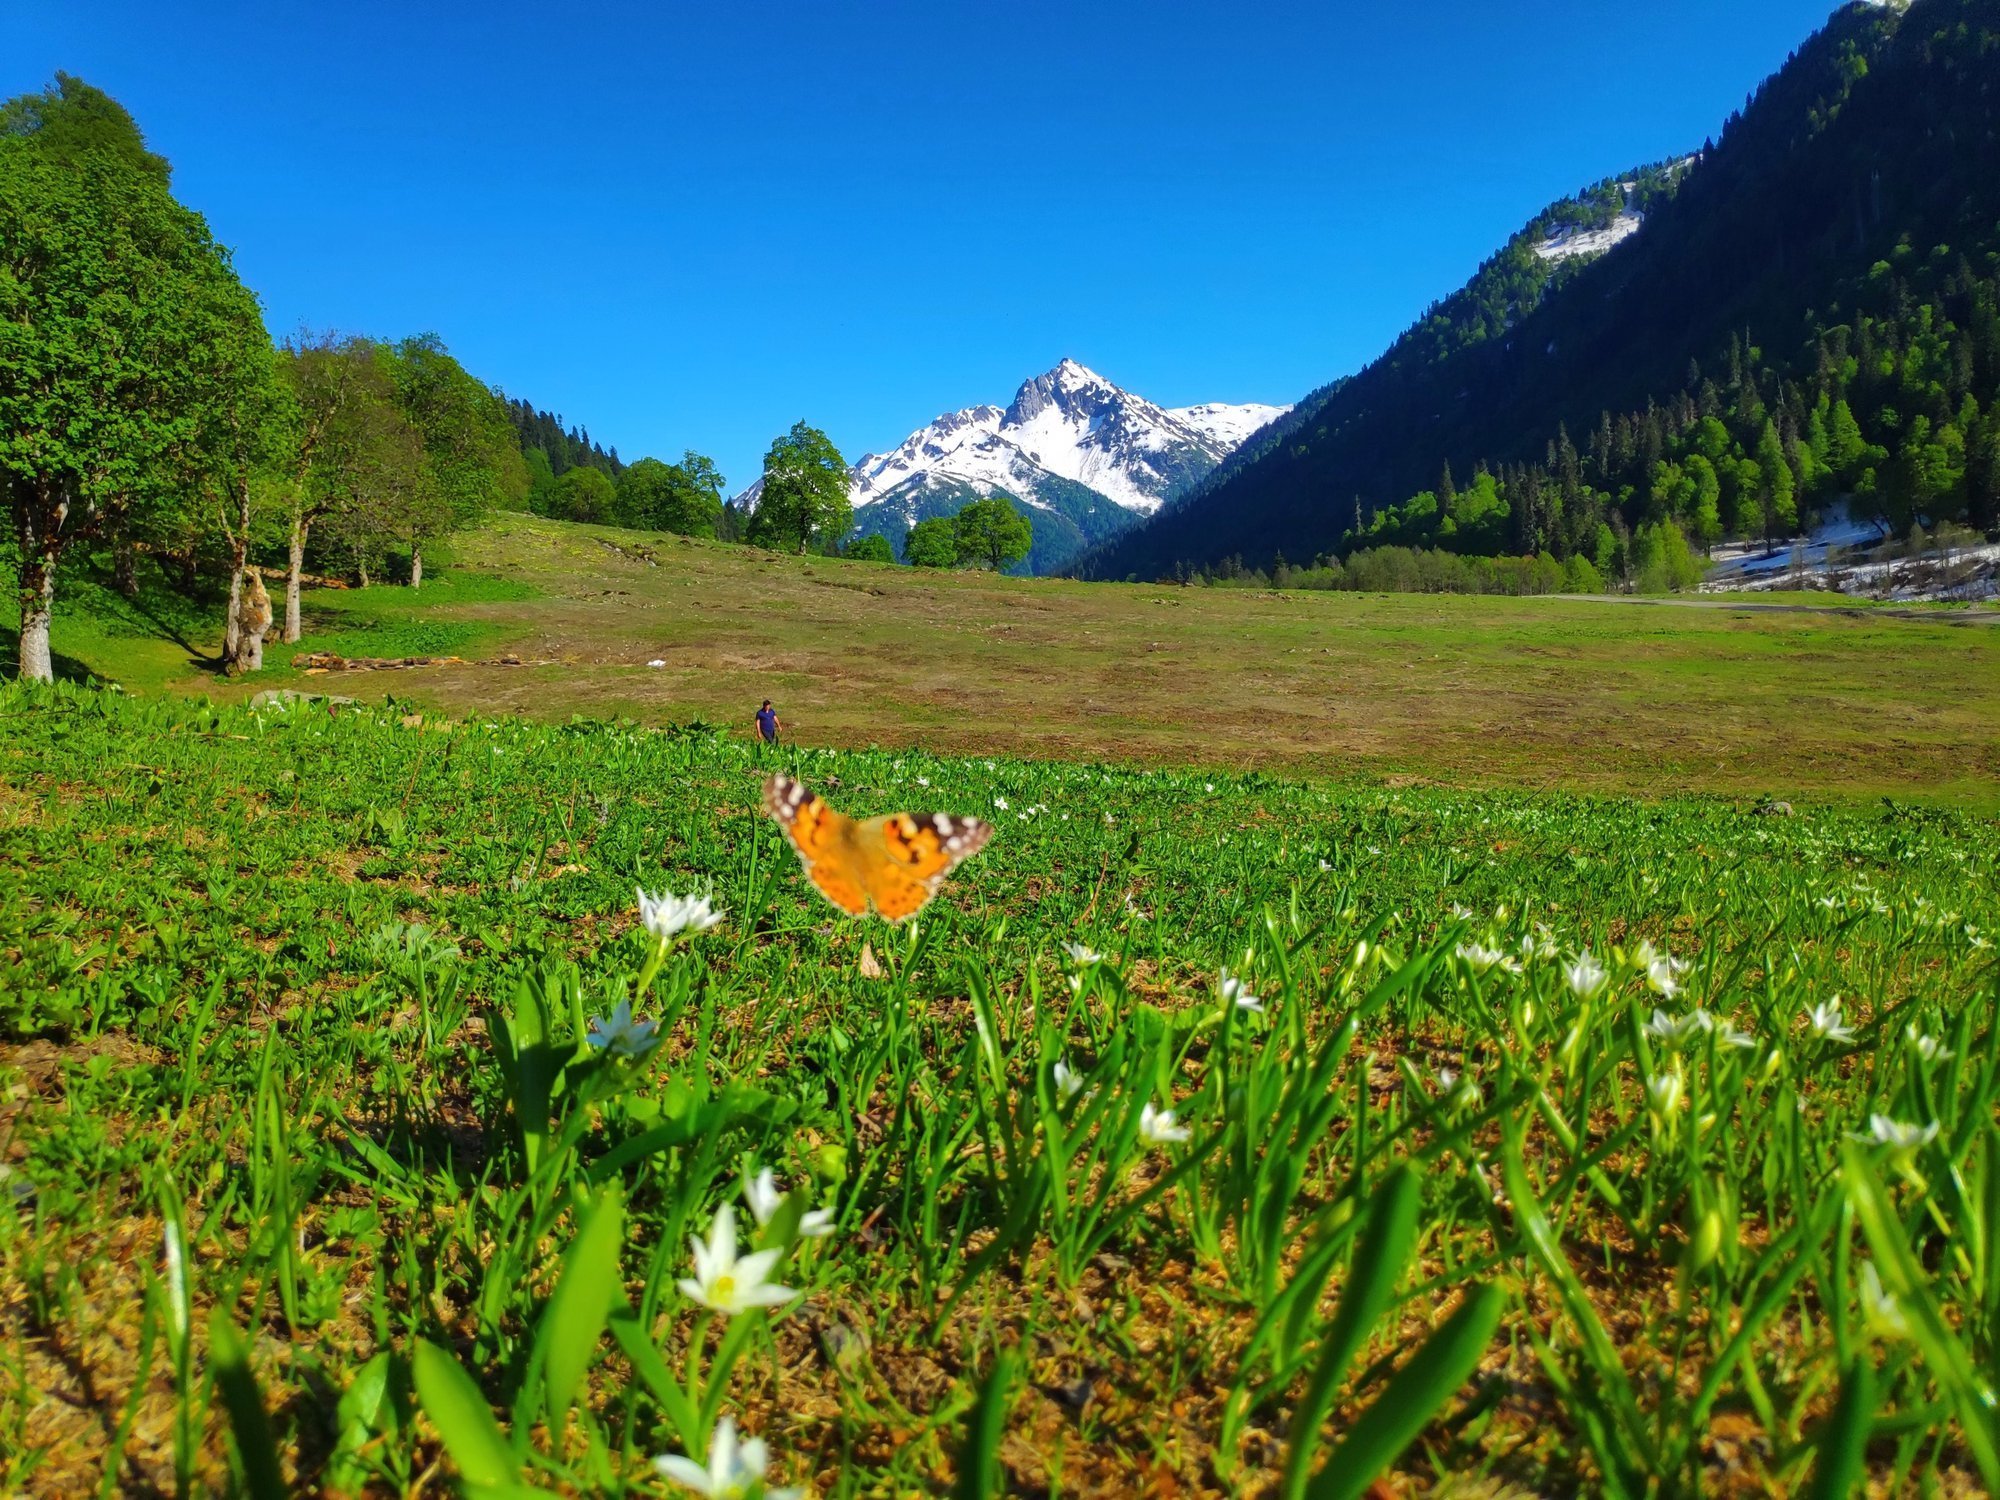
[5,1,1839,494]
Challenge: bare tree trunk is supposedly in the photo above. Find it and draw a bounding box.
[409,539,423,591]
[17,542,58,684]
[223,469,253,669]
[14,487,65,684]
[113,528,139,599]
[284,518,306,643]
[357,556,370,589]
[228,572,271,676]
[223,560,244,666]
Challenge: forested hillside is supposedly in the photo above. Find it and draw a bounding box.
[1084,0,2000,580]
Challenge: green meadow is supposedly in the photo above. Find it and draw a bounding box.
[19,510,2000,806]
[3,672,1998,1495]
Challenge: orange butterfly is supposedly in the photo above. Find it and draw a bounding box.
[762,774,993,922]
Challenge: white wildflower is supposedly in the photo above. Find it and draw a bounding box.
[1860,1115,1939,1154]
[743,1168,834,1239]
[1219,972,1263,1014]
[1906,1026,1953,1063]
[1052,1060,1085,1102]
[1646,1070,1684,1118]
[637,886,725,945]
[1456,942,1520,975]
[1857,1262,1909,1341]
[1138,1102,1192,1146]
[1565,952,1608,999]
[653,1415,802,1500]
[1805,998,1856,1044]
[677,1204,795,1315]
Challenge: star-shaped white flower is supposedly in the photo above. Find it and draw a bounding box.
[638,886,725,945]
[1646,1070,1684,1117]
[743,1168,833,1239]
[1219,972,1263,1014]
[1805,998,1856,1044]
[1456,942,1520,975]
[1064,942,1103,966]
[654,1415,802,1500]
[1857,1262,1909,1341]
[1634,941,1687,998]
[1138,1102,1191,1146]
[1565,952,1608,999]
[1859,1115,1939,1154]
[678,1204,796,1315]
[1906,1026,1953,1063]
[1435,1067,1481,1110]
[585,999,661,1060]
[1052,1059,1086,1102]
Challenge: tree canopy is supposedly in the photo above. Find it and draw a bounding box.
[747,422,851,554]
[615,452,725,536]
[0,111,267,679]
[952,497,1034,571]
[903,516,958,568]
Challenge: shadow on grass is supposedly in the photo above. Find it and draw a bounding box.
[0,625,101,685]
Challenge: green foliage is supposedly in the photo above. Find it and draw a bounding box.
[903,515,958,567]
[841,533,896,564]
[0,104,269,679]
[504,398,622,482]
[388,334,529,543]
[0,71,170,185]
[614,452,725,537]
[746,422,851,554]
[952,497,1035,572]
[542,466,618,526]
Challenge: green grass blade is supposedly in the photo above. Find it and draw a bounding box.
[1805,1357,1876,1500]
[1281,1164,1421,1500]
[207,1311,287,1500]
[413,1338,519,1489]
[1306,1280,1504,1500]
[537,1184,626,1433]
[953,1346,1022,1500]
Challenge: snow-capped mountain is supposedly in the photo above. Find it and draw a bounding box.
[731,360,1286,572]
[736,362,1280,572]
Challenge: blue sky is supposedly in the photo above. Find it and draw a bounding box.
[5,1,1839,493]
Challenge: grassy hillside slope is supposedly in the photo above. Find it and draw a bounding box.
[16,510,2000,803]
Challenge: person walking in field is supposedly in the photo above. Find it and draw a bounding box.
[754,699,781,747]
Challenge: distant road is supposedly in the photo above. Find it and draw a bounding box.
[1554,594,2000,626]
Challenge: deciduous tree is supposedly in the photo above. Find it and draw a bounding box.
[952,497,1033,571]
[903,516,958,568]
[0,119,265,682]
[747,423,850,554]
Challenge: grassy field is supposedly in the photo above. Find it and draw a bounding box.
[3,684,1999,1496]
[21,511,2000,805]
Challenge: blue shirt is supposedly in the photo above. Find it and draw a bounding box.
[756,707,778,741]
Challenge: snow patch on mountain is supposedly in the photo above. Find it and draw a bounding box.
[1169,401,1291,450]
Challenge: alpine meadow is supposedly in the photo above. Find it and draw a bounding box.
[5,3,2000,1499]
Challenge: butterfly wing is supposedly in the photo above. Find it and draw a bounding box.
[762,774,868,916]
[859,811,995,923]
